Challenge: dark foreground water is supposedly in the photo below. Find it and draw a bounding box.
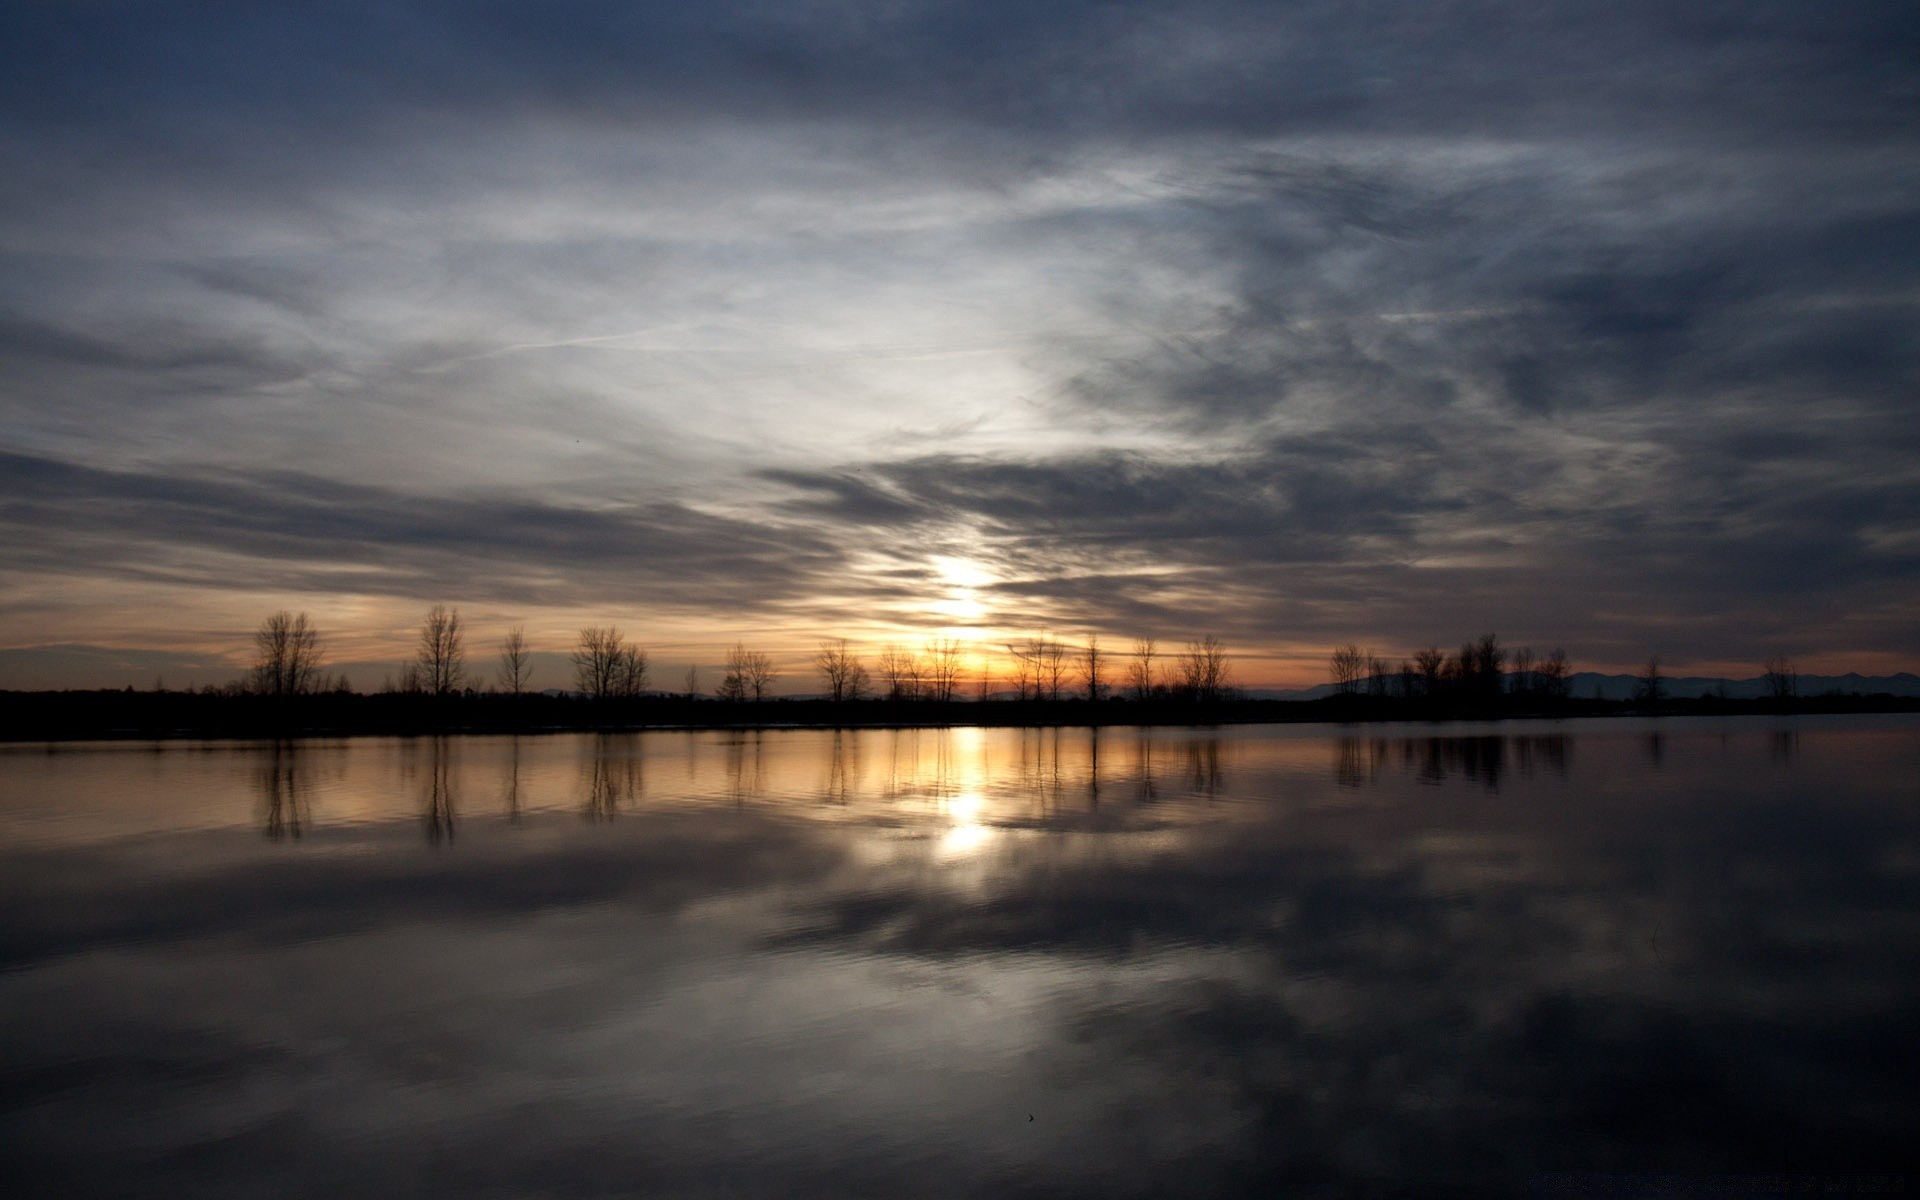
[2,718,1917,1197]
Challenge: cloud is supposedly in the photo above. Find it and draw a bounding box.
[1,0,1917,678]
[0,449,848,613]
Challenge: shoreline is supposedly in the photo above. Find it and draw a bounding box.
[4,689,1914,744]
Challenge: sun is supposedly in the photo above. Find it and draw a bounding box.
[930,555,995,624]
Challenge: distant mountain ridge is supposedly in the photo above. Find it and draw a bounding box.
[1253,671,1920,702]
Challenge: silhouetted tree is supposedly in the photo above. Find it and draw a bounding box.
[1127,638,1157,701]
[251,611,324,697]
[813,638,869,701]
[1536,648,1571,699]
[1511,646,1536,696]
[1366,654,1389,698]
[617,641,649,698]
[1038,637,1069,701]
[1330,643,1366,695]
[974,656,995,701]
[1412,645,1446,698]
[1080,634,1107,701]
[1177,636,1231,701]
[683,664,700,697]
[498,625,531,696]
[877,644,918,701]
[924,637,964,702]
[1638,656,1664,707]
[1396,658,1418,699]
[1457,633,1505,702]
[722,642,775,701]
[1762,655,1798,701]
[574,626,647,700]
[1006,639,1039,700]
[417,605,466,696]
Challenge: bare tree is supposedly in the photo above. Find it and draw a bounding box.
[251,611,324,697]
[1510,646,1536,696]
[1396,658,1418,700]
[974,655,995,701]
[415,605,466,696]
[497,625,531,696]
[813,638,869,702]
[1762,655,1798,701]
[1366,654,1390,699]
[1177,636,1231,701]
[924,637,963,703]
[1412,645,1446,698]
[1456,633,1505,700]
[876,644,917,701]
[617,642,650,698]
[722,642,776,701]
[683,664,700,697]
[1536,648,1571,699]
[715,654,747,702]
[1127,638,1157,701]
[1329,643,1366,695]
[1637,656,1664,707]
[1038,637,1069,701]
[1005,639,1039,701]
[1080,634,1107,702]
[573,626,646,700]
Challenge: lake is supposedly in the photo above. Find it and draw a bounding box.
[3,717,1916,1197]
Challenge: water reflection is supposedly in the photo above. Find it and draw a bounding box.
[1086,725,1102,807]
[257,740,307,840]
[5,718,1918,1194]
[1339,734,1572,791]
[1184,736,1223,797]
[583,733,643,820]
[502,735,523,824]
[821,729,859,806]
[422,737,455,844]
[1771,728,1801,765]
[725,730,764,803]
[1134,728,1158,802]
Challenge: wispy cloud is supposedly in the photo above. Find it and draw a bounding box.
[2,0,1916,682]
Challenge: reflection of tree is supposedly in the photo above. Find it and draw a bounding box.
[822,729,861,805]
[1415,737,1506,790]
[1133,729,1158,802]
[423,737,456,845]
[1387,735,1568,790]
[1018,726,1065,812]
[1644,732,1665,768]
[258,740,307,840]
[1512,735,1570,779]
[584,733,644,820]
[502,735,523,824]
[1770,729,1799,765]
[1086,726,1102,807]
[1334,738,1389,788]
[725,730,764,803]
[1184,737,1223,796]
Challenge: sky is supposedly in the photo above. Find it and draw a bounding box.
[1,0,1917,691]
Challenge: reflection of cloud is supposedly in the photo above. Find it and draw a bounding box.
[4,724,1918,1189]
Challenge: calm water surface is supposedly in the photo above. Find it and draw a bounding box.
[3,717,1917,1196]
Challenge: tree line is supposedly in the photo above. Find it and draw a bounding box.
[1327,634,1573,703]
[240,607,1809,711]
[240,608,1247,704]
[1326,636,1806,707]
